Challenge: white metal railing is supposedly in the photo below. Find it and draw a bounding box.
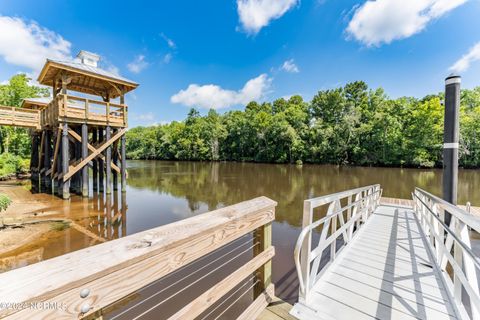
[412,188,480,320]
[294,184,382,303]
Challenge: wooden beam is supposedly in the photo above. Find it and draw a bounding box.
[63,129,126,181]
[67,129,120,174]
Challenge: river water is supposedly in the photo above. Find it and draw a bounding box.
[2,161,480,314]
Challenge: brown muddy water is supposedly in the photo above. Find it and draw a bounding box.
[2,161,480,318]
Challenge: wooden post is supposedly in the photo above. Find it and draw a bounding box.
[121,191,127,237]
[75,127,82,195]
[92,128,98,192]
[113,130,118,191]
[121,134,127,193]
[62,123,70,200]
[98,128,104,193]
[57,140,63,197]
[81,123,88,197]
[105,126,112,194]
[43,130,52,193]
[254,222,272,298]
[30,133,39,192]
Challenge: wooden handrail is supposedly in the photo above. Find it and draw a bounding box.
[0,197,277,319]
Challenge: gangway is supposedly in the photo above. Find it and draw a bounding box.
[291,185,480,320]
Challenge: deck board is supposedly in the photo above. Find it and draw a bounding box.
[290,205,459,320]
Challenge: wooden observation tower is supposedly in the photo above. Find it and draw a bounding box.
[1,51,138,199]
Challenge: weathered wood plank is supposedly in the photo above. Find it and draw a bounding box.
[0,197,276,319]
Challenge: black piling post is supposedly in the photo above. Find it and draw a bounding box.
[443,75,461,206]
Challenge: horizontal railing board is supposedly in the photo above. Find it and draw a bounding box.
[0,196,276,318]
[168,247,275,320]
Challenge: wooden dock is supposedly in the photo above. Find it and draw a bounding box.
[381,196,480,217]
[292,185,480,320]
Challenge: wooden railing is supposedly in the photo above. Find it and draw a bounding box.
[0,197,276,319]
[0,106,41,129]
[42,94,127,128]
[413,188,480,320]
[294,184,382,304]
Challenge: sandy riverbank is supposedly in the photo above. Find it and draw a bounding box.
[0,180,71,255]
[0,179,111,269]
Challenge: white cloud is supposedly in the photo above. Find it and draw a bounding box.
[281,59,299,73]
[127,55,148,73]
[0,16,71,72]
[450,42,480,73]
[346,0,468,46]
[161,33,176,49]
[163,53,172,64]
[133,112,155,122]
[171,74,272,109]
[237,0,299,34]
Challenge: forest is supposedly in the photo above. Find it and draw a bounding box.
[1,74,480,169]
[126,81,480,168]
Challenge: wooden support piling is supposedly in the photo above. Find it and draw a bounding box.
[121,134,126,193]
[61,123,70,200]
[81,123,88,197]
[105,126,112,195]
[112,130,118,191]
[92,128,98,192]
[46,130,53,192]
[98,128,104,193]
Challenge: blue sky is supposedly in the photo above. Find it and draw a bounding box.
[0,0,479,127]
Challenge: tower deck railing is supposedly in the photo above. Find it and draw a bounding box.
[41,94,127,129]
[0,106,41,129]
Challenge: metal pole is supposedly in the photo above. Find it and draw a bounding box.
[442,75,461,206]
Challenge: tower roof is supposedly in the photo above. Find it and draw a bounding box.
[37,53,138,99]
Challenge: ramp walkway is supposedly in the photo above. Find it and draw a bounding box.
[291,185,480,320]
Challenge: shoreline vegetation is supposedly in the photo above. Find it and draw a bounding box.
[127,81,480,169]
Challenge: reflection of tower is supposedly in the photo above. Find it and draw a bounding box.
[88,191,127,241]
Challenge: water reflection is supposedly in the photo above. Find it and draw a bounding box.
[2,161,480,304]
[0,191,127,272]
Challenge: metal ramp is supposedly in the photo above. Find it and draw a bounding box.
[290,185,480,320]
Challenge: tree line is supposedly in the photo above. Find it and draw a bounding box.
[1,75,479,169]
[126,81,480,168]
